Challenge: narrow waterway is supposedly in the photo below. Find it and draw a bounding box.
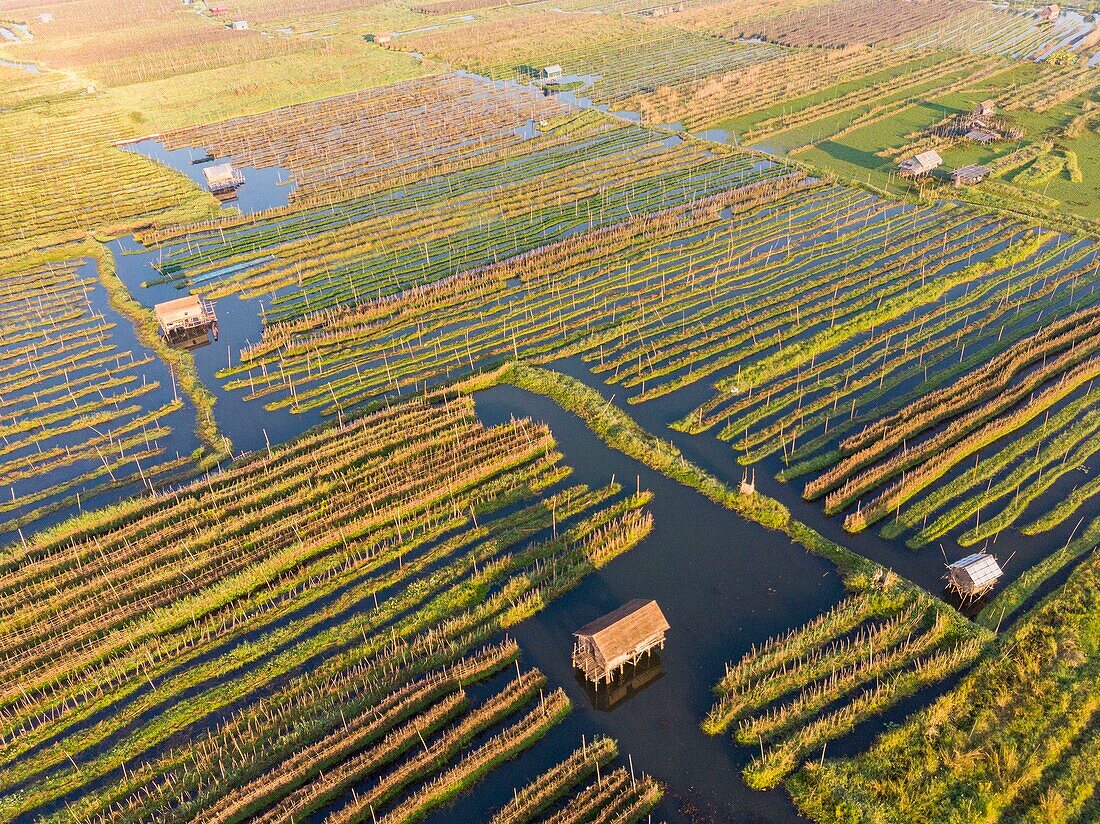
[408,384,853,823]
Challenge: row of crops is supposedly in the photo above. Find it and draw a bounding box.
[158,73,572,204]
[0,395,657,822]
[212,172,1100,551]
[0,247,203,538]
[791,546,1100,823]
[703,573,988,790]
[0,74,217,246]
[398,14,789,104]
[896,5,1095,61]
[141,104,785,323]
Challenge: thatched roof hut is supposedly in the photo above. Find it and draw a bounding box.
[154,295,218,340]
[573,599,669,685]
[202,161,244,198]
[951,164,991,186]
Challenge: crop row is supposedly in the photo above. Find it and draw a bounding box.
[747,0,968,48]
[704,577,988,789]
[148,109,780,323]
[216,171,811,414]
[790,548,1100,822]
[0,395,655,821]
[0,249,200,537]
[623,44,908,132]
[896,5,1094,61]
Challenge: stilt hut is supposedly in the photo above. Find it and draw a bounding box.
[154,295,218,341]
[898,150,943,179]
[572,599,669,686]
[951,164,991,187]
[542,64,563,80]
[975,99,996,118]
[202,161,244,199]
[945,552,1003,600]
[1039,4,1060,24]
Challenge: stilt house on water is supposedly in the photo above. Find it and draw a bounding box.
[573,599,669,686]
[202,161,244,200]
[153,295,218,342]
[945,552,1003,601]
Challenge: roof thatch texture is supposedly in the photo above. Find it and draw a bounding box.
[574,599,669,667]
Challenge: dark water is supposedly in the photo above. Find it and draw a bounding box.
[407,384,850,823]
[123,139,295,214]
[110,236,323,455]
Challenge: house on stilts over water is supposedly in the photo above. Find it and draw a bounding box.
[573,599,669,686]
[202,161,245,200]
[945,552,1003,601]
[153,295,219,344]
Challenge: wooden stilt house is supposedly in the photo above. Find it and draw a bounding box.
[573,599,669,686]
[154,295,218,342]
[202,161,244,200]
[945,552,1003,600]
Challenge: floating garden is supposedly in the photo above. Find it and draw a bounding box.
[0,396,654,822]
[0,245,208,537]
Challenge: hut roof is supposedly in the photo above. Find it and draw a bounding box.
[952,164,991,179]
[203,162,236,187]
[154,295,204,327]
[900,150,943,174]
[948,553,1003,588]
[574,599,669,664]
[965,128,998,144]
[543,64,563,76]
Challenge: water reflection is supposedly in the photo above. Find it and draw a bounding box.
[575,653,665,712]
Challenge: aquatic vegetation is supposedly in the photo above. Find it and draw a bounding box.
[748,0,970,48]
[896,5,1093,61]
[790,547,1100,823]
[490,735,618,824]
[0,396,653,821]
[0,244,205,535]
[399,13,787,103]
[703,576,988,789]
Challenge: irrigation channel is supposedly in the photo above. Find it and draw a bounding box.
[448,384,848,824]
[10,122,1094,821]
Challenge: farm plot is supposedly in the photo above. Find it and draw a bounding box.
[212,168,1100,550]
[398,13,788,103]
[623,44,910,132]
[0,395,655,822]
[0,246,201,537]
[896,5,1095,61]
[703,573,988,790]
[157,73,571,204]
[746,0,972,48]
[3,0,308,87]
[212,168,811,415]
[790,546,1100,824]
[0,70,218,246]
[144,107,785,322]
[489,735,662,824]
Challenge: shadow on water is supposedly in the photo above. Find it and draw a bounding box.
[413,384,850,823]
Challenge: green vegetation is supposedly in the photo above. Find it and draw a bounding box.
[705,577,988,790]
[790,547,1100,824]
[0,397,653,821]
